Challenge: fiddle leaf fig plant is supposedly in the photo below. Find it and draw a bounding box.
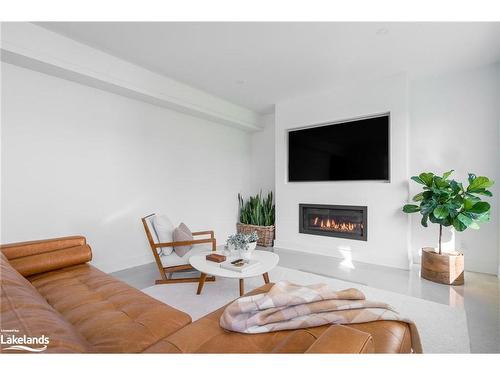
[402,170,494,254]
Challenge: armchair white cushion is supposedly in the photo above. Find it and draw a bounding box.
[152,214,174,256]
[160,244,212,267]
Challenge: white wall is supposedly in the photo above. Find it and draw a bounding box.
[498,65,500,277]
[274,75,411,270]
[249,113,275,195]
[2,59,498,275]
[273,66,499,274]
[409,64,500,274]
[1,63,252,273]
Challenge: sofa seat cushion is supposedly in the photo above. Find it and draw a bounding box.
[148,307,325,353]
[27,263,192,353]
[154,283,412,354]
[0,252,91,353]
[160,244,211,268]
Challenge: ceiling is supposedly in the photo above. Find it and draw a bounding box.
[37,22,500,114]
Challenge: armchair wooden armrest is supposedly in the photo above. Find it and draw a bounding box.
[154,237,216,251]
[192,230,214,238]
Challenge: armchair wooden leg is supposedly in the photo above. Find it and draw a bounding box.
[197,273,208,295]
[239,279,245,296]
[263,272,270,284]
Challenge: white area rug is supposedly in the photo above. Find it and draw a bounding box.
[141,266,470,353]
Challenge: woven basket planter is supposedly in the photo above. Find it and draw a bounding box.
[237,222,275,247]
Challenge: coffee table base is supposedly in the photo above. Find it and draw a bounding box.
[196,272,271,296]
[239,278,245,296]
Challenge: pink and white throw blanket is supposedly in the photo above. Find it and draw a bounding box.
[220,281,422,353]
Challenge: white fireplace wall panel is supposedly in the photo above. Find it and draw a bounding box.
[274,75,411,270]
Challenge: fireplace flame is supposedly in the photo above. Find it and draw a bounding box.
[312,217,361,233]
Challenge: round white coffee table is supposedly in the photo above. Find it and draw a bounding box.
[189,250,279,296]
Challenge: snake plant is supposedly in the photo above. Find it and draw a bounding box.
[238,191,275,226]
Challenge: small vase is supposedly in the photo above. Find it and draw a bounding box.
[241,243,256,260]
[240,249,251,261]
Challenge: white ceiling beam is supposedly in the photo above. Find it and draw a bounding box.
[1,23,263,131]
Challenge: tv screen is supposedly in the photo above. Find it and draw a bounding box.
[288,115,389,181]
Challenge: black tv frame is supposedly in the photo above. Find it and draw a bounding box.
[287,112,391,183]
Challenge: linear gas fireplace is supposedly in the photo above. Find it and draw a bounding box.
[299,204,367,241]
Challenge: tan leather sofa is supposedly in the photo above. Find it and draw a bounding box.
[0,236,412,353]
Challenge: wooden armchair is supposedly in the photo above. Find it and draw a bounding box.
[141,213,216,284]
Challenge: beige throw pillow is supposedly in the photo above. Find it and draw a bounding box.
[173,223,193,257]
[178,222,191,235]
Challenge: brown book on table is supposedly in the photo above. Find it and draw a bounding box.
[206,253,226,263]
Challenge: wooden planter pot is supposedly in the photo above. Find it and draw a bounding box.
[421,247,464,285]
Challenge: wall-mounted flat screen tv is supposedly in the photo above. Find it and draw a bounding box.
[288,114,390,182]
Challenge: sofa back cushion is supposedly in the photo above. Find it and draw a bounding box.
[8,244,92,277]
[0,252,91,353]
[0,236,86,259]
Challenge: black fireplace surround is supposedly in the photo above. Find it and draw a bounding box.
[299,204,367,241]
